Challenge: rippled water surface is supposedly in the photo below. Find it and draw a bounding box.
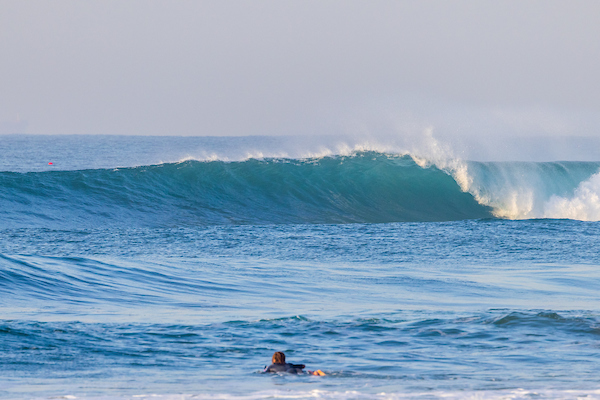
[2,221,600,399]
[2,136,600,399]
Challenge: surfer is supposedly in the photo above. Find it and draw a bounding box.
[263,351,325,375]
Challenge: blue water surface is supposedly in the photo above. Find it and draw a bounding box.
[1,136,600,400]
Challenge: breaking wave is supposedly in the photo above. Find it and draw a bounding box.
[1,152,600,227]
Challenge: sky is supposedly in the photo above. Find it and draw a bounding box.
[1,0,600,140]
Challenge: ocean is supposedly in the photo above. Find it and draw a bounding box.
[1,134,600,400]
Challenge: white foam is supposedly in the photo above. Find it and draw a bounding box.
[38,388,600,400]
[543,172,600,221]
[461,166,600,221]
[407,130,600,221]
[406,127,478,203]
[171,141,405,164]
[166,129,600,222]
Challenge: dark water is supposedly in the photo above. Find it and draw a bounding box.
[1,135,600,400]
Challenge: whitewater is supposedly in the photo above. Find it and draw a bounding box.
[2,134,600,400]
[2,134,600,224]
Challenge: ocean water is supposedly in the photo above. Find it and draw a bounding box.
[2,135,600,400]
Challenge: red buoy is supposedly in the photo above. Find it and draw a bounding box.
[48,162,53,165]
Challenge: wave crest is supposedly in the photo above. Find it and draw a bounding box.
[2,151,600,226]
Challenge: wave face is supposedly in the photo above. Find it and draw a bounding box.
[2,151,600,227]
[0,153,492,227]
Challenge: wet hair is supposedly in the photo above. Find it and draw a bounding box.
[272,351,286,364]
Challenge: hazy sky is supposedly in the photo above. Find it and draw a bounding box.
[1,1,599,137]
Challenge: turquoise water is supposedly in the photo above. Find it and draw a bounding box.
[2,135,600,400]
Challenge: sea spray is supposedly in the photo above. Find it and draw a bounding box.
[3,152,600,227]
[461,161,600,220]
[406,130,600,220]
[544,171,600,220]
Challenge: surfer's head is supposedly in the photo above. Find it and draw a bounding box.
[272,351,285,364]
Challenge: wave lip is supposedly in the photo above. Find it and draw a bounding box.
[3,151,600,226]
[0,153,493,228]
